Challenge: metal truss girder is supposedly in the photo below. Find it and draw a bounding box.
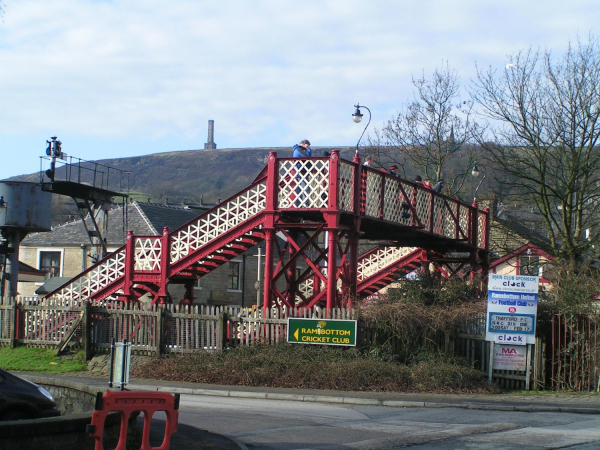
[90,280,125,304]
[44,152,490,307]
[208,255,229,262]
[169,215,265,276]
[357,250,423,296]
[132,274,161,282]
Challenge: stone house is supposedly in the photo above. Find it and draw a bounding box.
[488,205,556,286]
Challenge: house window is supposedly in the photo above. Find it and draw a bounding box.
[228,261,242,291]
[195,278,202,290]
[519,256,541,276]
[39,251,61,278]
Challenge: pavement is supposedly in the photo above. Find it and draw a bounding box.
[23,372,600,449]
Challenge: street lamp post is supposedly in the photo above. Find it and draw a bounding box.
[471,163,486,207]
[352,103,371,157]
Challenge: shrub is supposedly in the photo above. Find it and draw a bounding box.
[357,274,487,361]
[131,343,497,393]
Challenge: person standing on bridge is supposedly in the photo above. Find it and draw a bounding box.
[293,140,312,158]
[389,164,400,177]
[293,140,313,207]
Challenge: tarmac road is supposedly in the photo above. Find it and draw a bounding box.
[176,393,600,449]
[22,374,600,449]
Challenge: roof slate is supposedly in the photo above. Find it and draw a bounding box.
[22,201,200,246]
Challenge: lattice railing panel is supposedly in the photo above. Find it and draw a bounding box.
[356,170,482,245]
[52,249,127,305]
[432,196,446,236]
[296,267,343,303]
[478,211,487,249]
[382,178,411,224]
[170,181,267,263]
[414,188,432,230]
[297,277,314,303]
[277,159,329,209]
[441,202,458,239]
[365,171,383,218]
[358,247,417,281]
[134,237,162,271]
[459,205,469,240]
[338,161,355,212]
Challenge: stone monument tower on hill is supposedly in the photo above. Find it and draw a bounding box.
[204,120,217,150]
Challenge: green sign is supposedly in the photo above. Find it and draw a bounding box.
[287,318,357,346]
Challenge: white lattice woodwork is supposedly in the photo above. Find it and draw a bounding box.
[170,181,267,262]
[338,162,355,212]
[365,171,382,218]
[459,205,469,240]
[297,277,314,303]
[53,249,126,305]
[42,155,488,307]
[357,247,417,281]
[478,212,486,249]
[277,159,329,209]
[134,237,162,271]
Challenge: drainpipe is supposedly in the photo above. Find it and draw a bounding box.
[241,254,246,308]
[80,244,87,272]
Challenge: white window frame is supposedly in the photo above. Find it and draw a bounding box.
[227,260,243,293]
[37,248,64,278]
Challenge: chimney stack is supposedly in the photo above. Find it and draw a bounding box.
[204,120,217,150]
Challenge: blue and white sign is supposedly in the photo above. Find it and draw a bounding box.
[488,275,539,294]
[486,274,540,344]
[494,333,527,346]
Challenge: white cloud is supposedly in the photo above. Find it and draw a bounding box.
[0,0,598,179]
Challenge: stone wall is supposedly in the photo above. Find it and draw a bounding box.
[0,376,140,450]
[28,376,97,415]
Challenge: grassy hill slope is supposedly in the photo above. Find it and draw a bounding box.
[10,146,356,206]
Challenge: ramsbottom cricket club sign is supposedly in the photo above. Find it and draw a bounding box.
[287,318,357,347]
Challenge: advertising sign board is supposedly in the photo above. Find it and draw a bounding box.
[486,274,539,345]
[287,318,357,347]
[492,344,527,371]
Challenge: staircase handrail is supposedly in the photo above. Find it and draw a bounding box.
[42,246,126,305]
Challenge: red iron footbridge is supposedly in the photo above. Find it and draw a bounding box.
[44,151,490,309]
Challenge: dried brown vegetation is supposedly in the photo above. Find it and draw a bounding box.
[132,343,497,393]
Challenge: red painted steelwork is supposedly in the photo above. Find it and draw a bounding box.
[44,150,490,309]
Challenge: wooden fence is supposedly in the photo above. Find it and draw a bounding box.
[0,296,563,391]
[0,297,356,356]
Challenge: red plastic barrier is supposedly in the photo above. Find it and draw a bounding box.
[87,390,179,450]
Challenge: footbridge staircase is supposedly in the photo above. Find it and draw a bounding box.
[45,151,489,309]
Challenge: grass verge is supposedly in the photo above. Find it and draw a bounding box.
[132,343,499,394]
[0,347,87,373]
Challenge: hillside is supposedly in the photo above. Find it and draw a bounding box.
[10,146,357,206]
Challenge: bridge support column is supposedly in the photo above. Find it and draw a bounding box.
[347,231,360,305]
[326,229,338,311]
[262,228,275,310]
[119,231,135,302]
[155,227,171,305]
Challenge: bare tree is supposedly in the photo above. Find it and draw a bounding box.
[471,35,600,263]
[368,63,477,195]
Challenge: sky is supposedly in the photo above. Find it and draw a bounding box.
[0,0,598,180]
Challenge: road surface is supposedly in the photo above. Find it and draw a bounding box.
[175,394,600,449]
